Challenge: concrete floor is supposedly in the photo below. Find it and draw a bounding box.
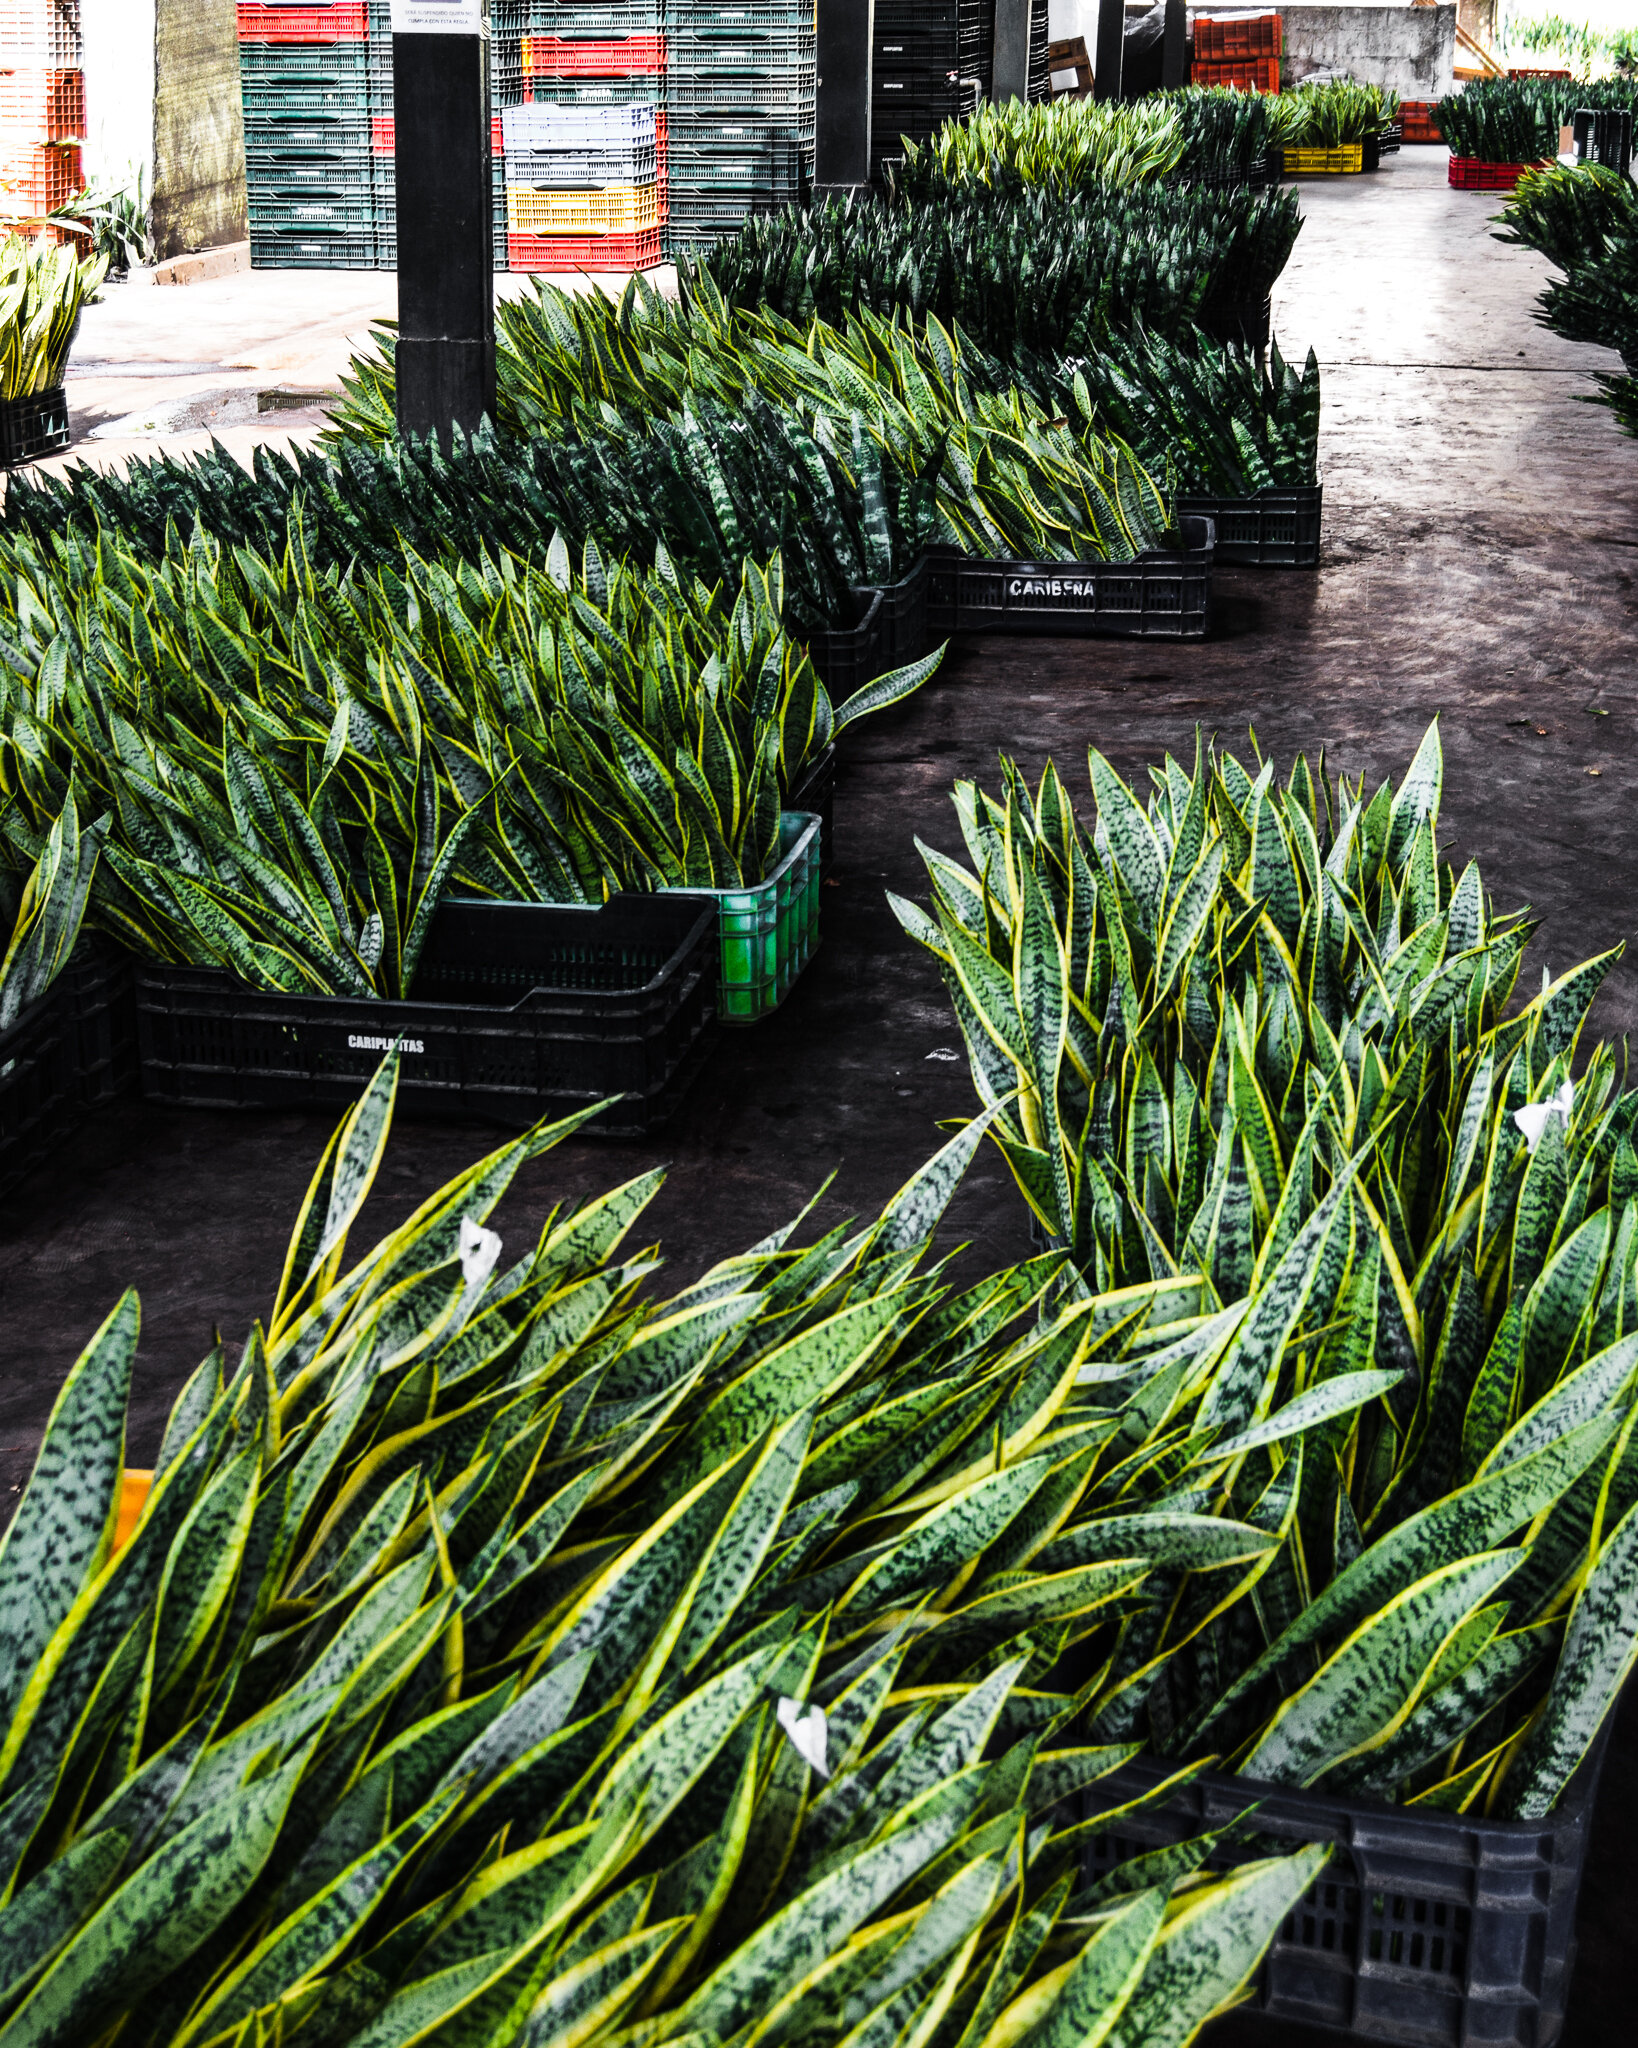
[54,262,676,475]
[3,145,1637,2044]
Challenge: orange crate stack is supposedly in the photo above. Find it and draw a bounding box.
[1,1,86,235]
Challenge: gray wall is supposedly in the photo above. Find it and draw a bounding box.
[150,0,246,259]
[1279,6,1457,97]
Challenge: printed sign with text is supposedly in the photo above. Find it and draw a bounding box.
[391,0,487,32]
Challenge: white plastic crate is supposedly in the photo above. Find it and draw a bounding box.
[501,100,656,150]
[0,0,82,66]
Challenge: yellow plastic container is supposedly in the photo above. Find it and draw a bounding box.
[1282,144,1365,174]
[505,181,661,235]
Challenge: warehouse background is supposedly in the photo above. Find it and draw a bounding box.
[35,1,1462,270]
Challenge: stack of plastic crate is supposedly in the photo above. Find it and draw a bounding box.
[512,2,666,269]
[872,0,983,185]
[957,0,993,98]
[0,0,84,240]
[667,0,812,258]
[1189,13,1281,92]
[504,98,663,271]
[239,1,379,267]
[1026,0,1049,101]
[368,0,509,269]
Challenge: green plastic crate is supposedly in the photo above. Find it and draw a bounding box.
[666,811,821,1022]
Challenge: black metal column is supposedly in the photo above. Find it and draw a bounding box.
[394,31,495,447]
[992,0,1031,102]
[814,0,874,195]
[1094,0,1125,102]
[1162,0,1187,89]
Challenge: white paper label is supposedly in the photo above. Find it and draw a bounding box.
[391,0,487,31]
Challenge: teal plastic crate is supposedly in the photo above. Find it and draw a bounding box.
[666,811,821,1022]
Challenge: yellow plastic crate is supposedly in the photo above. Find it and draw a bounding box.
[505,182,661,234]
[1282,143,1365,174]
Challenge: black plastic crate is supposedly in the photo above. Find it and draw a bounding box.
[1180,146,1283,192]
[1175,483,1321,568]
[874,29,960,68]
[134,895,718,1135]
[803,557,930,698]
[1574,107,1633,174]
[875,0,963,30]
[805,587,883,700]
[0,386,69,467]
[0,944,138,1201]
[874,70,972,114]
[1079,1736,1615,2048]
[924,520,1214,640]
[789,744,836,880]
[874,554,930,669]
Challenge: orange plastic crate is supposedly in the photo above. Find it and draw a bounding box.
[507,226,664,270]
[1399,100,1442,142]
[1189,55,1280,93]
[0,68,84,143]
[1193,14,1281,59]
[237,2,368,39]
[522,35,667,77]
[0,141,82,217]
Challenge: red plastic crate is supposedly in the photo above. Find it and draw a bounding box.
[522,35,667,77]
[507,226,664,270]
[237,3,368,41]
[1189,55,1280,93]
[1448,154,1549,190]
[0,141,82,217]
[0,68,84,143]
[373,114,503,153]
[1193,14,1280,59]
[1399,99,1442,142]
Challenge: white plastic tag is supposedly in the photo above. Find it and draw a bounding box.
[776,1696,830,1778]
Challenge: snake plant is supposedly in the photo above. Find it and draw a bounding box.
[1061,329,1321,495]
[1276,79,1399,149]
[0,784,105,1030]
[889,97,1186,201]
[0,1057,1332,2046]
[0,234,105,401]
[1436,77,1566,162]
[1167,86,1281,185]
[696,186,1304,361]
[893,725,1638,1815]
[327,282,1177,568]
[0,531,939,996]
[1496,163,1638,437]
